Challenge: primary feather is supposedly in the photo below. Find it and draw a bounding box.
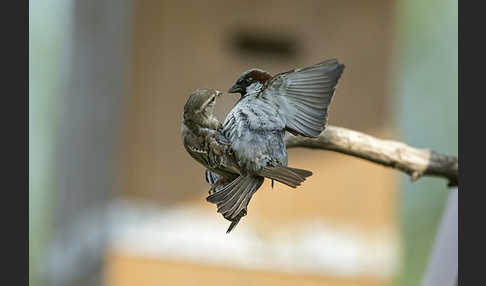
[261,59,345,137]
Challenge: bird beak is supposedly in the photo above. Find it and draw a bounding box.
[228,84,242,94]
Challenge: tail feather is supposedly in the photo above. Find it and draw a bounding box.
[227,221,239,233]
[258,166,313,188]
[226,209,247,233]
[227,186,253,219]
[206,176,243,203]
[286,166,313,178]
[207,175,264,220]
[218,177,253,215]
[206,166,313,232]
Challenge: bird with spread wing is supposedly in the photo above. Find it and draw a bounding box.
[182,59,345,232]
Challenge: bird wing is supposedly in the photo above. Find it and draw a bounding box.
[258,59,345,137]
[183,135,240,180]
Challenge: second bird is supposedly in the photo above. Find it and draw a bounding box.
[206,59,345,232]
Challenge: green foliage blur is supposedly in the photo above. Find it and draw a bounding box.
[393,0,457,285]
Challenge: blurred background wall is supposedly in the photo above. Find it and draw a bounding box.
[29,0,457,286]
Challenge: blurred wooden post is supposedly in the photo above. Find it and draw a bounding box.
[45,1,132,286]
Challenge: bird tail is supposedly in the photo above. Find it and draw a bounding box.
[225,209,247,233]
[282,59,344,137]
[227,219,239,233]
[259,166,312,188]
[207,175,264,222]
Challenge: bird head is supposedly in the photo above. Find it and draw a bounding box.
[228,69,272,97]
[183,88,222,129]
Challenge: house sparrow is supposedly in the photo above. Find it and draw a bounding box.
[182,88,249,232]
[182,59,344,232]
[182,88,309,233]
[206,59,345,231]
[181,88,238,184]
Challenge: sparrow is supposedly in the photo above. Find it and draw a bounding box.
[181,88,238,184]
[205,59,345,231]
[182,59,345,232]
[182,88,248,232]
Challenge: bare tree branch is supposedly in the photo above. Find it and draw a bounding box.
[285,125,458,187]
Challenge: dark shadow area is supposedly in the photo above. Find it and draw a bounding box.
[228,29,300,60]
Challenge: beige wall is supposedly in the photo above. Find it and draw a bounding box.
[114,0,397,284]
[105,252,388,286]
[120,0,395,203]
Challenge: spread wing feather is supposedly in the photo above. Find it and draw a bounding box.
[260,59,345,137]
